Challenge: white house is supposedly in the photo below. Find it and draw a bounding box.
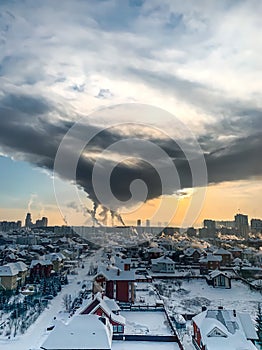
[192,308,258,350]
[151,256,175,273]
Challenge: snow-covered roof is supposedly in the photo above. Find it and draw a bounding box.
[151,256,175,265]
[96,266,135,281]
[238,312,258,340]
[0,263,19,276]
[30,259,52,268]
[199,254,222,263]
[41,315,112,350]
[229,247,242,252]
[183,247,201,256]
[147,247,163,253]
[104,298,121,312]
[192,308,258,350]
[45,253,65,262]
[113,255,132,270]
[214,248,232,256]
[209,270,230,279]
[13,261,28,272]
[79,293,125,325]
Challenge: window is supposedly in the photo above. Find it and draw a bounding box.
[113,325,118,333]
[207,327,227,338]
[118,325,123,333]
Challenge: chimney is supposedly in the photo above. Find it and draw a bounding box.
[117,269,120,276]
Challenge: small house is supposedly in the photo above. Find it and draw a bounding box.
[207,270,231,289]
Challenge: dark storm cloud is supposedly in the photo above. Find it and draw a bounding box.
[0,92,261,210]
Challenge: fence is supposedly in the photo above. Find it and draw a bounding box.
[113,334,178,342]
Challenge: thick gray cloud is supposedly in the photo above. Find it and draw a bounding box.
[0,92,261,211]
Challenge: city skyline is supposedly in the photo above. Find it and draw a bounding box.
[0,0,262,227]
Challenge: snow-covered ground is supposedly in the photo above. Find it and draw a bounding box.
[164,279,262,319]
[0,253,98,350]
[112,340,180,350]
[122,311,172,335]
[134,283,158,305]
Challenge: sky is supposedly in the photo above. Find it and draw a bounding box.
[0,0,261,227]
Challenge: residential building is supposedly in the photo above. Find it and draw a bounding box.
[93,266,135,303]
[199,254,222,275]
[30,259,53,279]
[45,253,65,273]
[79,293,125,333]
[235,213,249,238]
[41,315,113,350]
[206,270,231,289]
[213,248,232,266]
[192,308,258,350]
[203,219,216,237]
[181,248,202,264]
[251,218,262,233]
[151,256,176,273]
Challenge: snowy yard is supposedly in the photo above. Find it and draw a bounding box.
[122,311,172,335]
[161,279,262,319]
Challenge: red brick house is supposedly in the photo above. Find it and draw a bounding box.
[30,259,53,279]
[79,293,125,333]
[93,267,135,303]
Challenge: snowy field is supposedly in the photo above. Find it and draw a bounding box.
[122,311,172,335]
[163,279,262,319]
[112,341,180,350]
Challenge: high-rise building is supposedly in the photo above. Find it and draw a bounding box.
[42,217,48,227]
[234,213,249,238]
[35,216,48,227]
[25,213,32,228]
[251,218,262,233]
[203,219,216,237]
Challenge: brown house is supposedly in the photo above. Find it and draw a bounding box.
[199,254,222,275]
[214,248,232,266]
